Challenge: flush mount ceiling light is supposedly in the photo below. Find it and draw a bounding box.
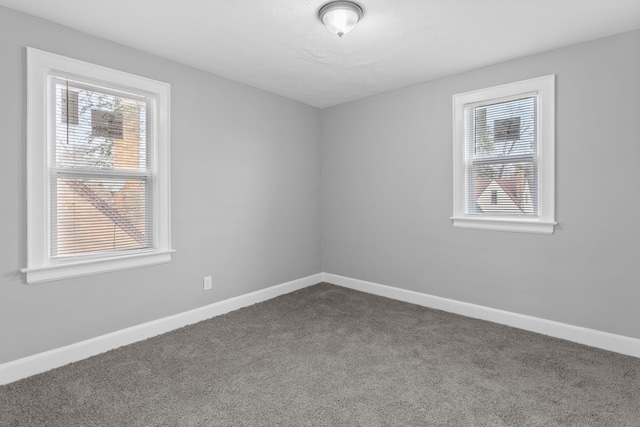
[318,1,364,38]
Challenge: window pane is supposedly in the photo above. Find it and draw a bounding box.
[53,177,151,257]
[53,81,148,171]
[470,96,536,159]
[467,161,537,215]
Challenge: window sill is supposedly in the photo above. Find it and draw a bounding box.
[451,216,556,234]
[21,250,175,284]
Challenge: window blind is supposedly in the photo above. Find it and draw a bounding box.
[49,75,156,258]
[464,95,538,216]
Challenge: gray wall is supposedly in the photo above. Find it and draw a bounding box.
[0,7,322,364]
[322,30,640,340]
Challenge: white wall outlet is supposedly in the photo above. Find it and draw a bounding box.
[203,276,212,291]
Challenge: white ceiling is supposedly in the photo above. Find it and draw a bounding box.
[2,0,639,108]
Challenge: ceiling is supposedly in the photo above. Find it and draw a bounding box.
[2,0,639,108]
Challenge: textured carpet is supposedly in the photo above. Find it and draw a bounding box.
[1,283,639,426]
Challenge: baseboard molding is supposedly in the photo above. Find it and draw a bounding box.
[3,271,637,386]
[323,273,640,359]
[0,273,323,386]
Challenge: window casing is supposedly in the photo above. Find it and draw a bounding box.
[452,75,556,234]
[23,48,172,283]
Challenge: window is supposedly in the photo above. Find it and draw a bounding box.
[23,48,172,284]
[490,190,498,205]
[452,75,556,234]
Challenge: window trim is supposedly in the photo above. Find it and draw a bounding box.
[451,75,556,234]
[22,48,172,284]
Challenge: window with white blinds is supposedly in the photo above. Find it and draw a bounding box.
[452,76,556,234]
[24,48,172,284]
[465,96,537,216]
[51,77,155,258]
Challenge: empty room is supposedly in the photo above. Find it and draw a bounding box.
[1,1,639,425]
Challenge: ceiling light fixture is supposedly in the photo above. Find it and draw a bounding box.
[318,1,363,38]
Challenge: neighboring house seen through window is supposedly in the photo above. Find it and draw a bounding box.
[23,48,172,284]
[452,75,556,234]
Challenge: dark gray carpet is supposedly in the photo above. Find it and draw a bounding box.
[1,283,639,426]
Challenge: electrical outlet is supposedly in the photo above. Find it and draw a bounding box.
[203,276,212,291]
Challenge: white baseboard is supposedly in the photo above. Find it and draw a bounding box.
[3,271,638,386]
[0,273,322,386]
[323,273,640,359]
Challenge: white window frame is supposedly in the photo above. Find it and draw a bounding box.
[451,75,556,234]
[22,48,173,284]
